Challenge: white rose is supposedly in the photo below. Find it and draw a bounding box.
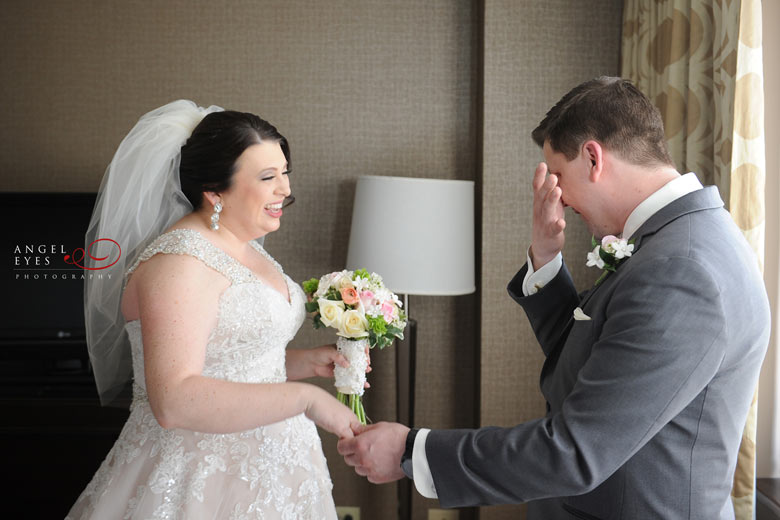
[315,273,336,298]
[336,274,354,290]
[338,309,369,338]
[318,298,345,328]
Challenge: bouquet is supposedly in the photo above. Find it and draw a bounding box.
[303,268,406,424]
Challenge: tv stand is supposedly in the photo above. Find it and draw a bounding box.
[0,339,129,518]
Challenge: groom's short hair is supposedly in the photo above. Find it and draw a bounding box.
[532,76,675,168]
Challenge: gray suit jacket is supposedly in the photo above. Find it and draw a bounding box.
[425,187,770,519]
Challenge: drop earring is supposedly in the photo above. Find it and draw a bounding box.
[210,201,222,230]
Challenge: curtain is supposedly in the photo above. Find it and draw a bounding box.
[621,0,765,518]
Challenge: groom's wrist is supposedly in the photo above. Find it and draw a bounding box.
[400,428,419,479]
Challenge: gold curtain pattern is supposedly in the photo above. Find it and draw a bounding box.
[622,0,765,518]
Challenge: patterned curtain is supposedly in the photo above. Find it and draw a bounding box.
[621,0,765,518]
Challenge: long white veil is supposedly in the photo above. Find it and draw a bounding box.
[84,100,223,405]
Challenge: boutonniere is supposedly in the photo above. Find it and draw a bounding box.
[586,235,635,285]
[573,306,591,321]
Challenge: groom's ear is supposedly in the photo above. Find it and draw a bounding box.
[582,140,604,182]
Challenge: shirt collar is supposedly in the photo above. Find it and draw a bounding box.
[622,172,703,240]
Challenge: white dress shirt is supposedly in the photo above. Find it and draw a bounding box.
[411,172,703,499]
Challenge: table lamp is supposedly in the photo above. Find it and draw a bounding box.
[346,175,475,519]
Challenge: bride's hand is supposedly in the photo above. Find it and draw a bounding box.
[309,344,349,378]
[364,345,372,387]
[285,345,345,380]
[305,386,357,438]
[287,345,372,387]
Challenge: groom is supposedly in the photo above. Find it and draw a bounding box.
[338,77,770,519]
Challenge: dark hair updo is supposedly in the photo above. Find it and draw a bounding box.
[179,110,290,210]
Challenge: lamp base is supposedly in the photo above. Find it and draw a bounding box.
[396,317,416,520]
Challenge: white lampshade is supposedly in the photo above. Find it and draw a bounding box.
[346,176,475,296]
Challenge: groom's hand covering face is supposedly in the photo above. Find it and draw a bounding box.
[530,160,566,270]
[337,421,409,484]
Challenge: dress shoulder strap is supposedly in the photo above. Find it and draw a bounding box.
[126,228,255,285]
[249,240,286,276]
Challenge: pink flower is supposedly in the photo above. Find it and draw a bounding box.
[340,287,360,305]
[381,301,396,323]
[601,235,619,248]
[360,290,375,307]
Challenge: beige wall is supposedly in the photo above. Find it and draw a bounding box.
[479,1,623,517]
[0,1,623,519]
[1,2,478,519]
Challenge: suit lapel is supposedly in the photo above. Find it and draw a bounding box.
[538,186,725,402]
[579,187,724,311]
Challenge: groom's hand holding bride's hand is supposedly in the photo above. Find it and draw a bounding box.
[337,421,409,483]
[530,161,566,270]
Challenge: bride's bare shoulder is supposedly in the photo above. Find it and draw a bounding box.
[122,249,227,321]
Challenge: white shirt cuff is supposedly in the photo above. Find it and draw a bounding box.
[522,249,562,295]
[411,428,438,499]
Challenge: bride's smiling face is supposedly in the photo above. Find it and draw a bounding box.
[217,141,290,240]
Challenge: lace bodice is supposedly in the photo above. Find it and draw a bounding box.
[126,228,307,389]
[67,229,336,520]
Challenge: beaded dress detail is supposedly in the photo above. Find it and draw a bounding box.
[67,229,337,520]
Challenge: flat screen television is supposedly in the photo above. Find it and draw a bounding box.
[0,193,98,342]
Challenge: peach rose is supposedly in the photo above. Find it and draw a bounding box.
[340,287,360,305]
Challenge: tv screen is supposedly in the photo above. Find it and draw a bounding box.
[0,193,99,341]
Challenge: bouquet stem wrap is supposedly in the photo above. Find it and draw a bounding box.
[335,337,368,423]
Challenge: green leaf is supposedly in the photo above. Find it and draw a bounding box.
[353,268,370,280]
[373,335,391,350]
[598,246,617,267]
[305,301,319,313]
[591,235,599,248]
[367,315,388,335]
[387,325,403,336]
[302,278,319,295]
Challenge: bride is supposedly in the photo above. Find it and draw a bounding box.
[67,101,358,519]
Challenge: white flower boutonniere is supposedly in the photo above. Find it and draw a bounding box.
[587,235,635,285]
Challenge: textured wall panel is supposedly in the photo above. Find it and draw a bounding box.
[0,2,477,519]
[480,1,622,518]
[1,0,629,517]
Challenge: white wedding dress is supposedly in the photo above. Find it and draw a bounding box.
[67,229,337,520]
